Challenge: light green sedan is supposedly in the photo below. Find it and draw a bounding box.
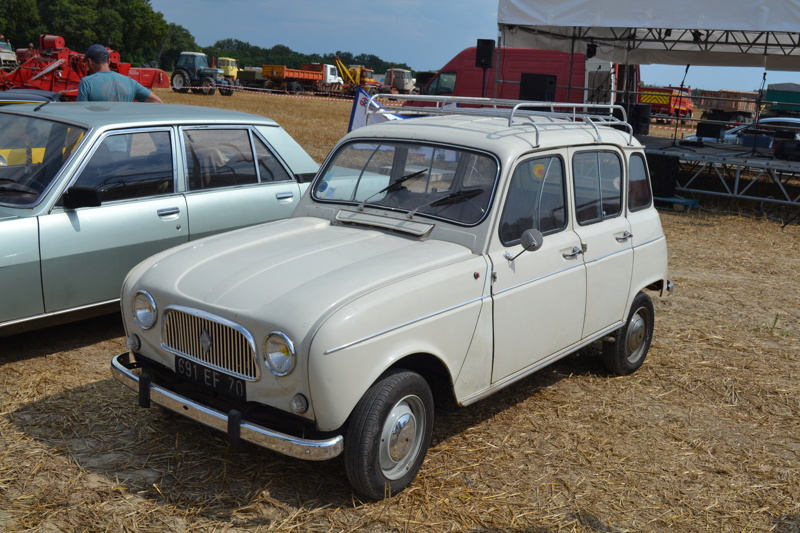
[0,102,318,335]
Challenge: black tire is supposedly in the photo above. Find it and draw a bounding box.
[171,70,190,93]
[603,292,655,375]
[345,370,433,500]
[200,76,216,96]
[288,81,303,94]
[219,79,234,96]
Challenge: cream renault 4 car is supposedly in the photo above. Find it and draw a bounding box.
[112,97,672,500]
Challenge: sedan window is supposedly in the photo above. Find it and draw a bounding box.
[73,130,173,202]
[0,114,86,206]
[185,129,258,190]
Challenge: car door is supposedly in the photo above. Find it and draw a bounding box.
[488,154,587,383]
[39,128,188,313]
[570,148,633,338]
[181,127,303,240]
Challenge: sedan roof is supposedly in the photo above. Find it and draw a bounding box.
[0,102,280,129]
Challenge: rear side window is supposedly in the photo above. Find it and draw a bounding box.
[499,155,567,245]
[628,153,652,211]
[573,150,622,225]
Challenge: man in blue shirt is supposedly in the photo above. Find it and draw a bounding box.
[77,44,163,103]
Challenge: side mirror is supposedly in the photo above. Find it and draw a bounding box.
[503,229,544,262]
[62,186,101,209]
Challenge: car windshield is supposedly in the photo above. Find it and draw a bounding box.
[0,113,86,206]
[313,140,498,225]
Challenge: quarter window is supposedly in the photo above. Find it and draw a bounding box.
[628,153,652,211]
[499,155,567,245]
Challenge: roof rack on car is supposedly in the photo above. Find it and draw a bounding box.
[365,94,635,146]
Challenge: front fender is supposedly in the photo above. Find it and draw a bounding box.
[308,255,489,431]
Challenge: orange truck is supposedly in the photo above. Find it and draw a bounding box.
[237,63,343,94]
[639,86,694,119]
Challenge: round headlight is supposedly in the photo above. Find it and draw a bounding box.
[132,291,157,330]
[263,332,296,376]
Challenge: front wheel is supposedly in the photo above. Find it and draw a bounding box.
[200,76,216,95]
[603,292,654,375]
[345,370,433,500]
[218,80,235,96]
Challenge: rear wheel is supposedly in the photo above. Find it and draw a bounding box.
[288,81,303,94]
[345,370,433,500]
[603,292,654,375]
[200,76,216,95]
[171,70,190,93]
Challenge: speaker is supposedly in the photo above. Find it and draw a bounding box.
[696,121,724,140]
[475,39,495,68]
[775,140,800,161]
[519,73,557,101]
[613,102,651,136]
[646,153,680,197]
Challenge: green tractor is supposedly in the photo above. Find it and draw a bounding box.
[171,52,234,96]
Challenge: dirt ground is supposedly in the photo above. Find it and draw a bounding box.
[1,91,799,532]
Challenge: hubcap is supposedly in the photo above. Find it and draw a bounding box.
[625,308,648,363]
[379,395,425,480]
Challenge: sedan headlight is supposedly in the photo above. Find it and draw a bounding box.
[263,332,296,376]
[132,291,157,330]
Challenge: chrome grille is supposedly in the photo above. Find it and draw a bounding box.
[162,306,260,380]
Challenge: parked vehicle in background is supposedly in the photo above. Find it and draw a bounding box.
[684,116,800,144]
[380,68,415,94]
[417,46,639,105]
[254,63,343,93]
[0,35,18,71]
[639,85,693,120]
[0,88,60,105]
[696,89,757,122]
[112,96,671,500]
[0,34,168,99]
[0,102,318,335]
[216,56,240,83]
[171,52,235,96]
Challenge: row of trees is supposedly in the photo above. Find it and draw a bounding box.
[1,0,412,74]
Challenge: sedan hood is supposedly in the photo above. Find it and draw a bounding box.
[134,216,474,330]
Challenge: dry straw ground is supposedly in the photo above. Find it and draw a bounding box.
[1,89,799,532]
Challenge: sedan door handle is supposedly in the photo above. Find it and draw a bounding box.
[562,246,584,259]
[275,192,294,200]
[615,231,633,242]
[157,207,181,217]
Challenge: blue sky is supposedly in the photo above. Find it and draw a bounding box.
[149,0,800,92]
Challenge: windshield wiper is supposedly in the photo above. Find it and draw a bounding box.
[0,185,38,195]
[357,169,427,211]
[406,188,484,219]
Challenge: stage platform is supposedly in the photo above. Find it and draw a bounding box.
[637,135,800,207]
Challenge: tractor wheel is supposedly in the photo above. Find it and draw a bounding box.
[200,76,216,96]
[219,80,235,97]
[288,81,304,94]
[171,70,190,93]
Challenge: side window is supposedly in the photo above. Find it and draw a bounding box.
[573,150,622,225]
[499,155,566,245]
[185,129,258,190]
[628,153,652,211]
[254,135,292,182]
[73,130,173,202]
[423,72,456,95]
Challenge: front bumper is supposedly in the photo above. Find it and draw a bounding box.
[111,353,344,461]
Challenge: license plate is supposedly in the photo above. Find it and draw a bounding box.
[175,356,246,401]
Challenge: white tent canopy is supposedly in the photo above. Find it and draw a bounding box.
[497,0,800,70]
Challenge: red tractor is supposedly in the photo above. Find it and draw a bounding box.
[0,35,169,100]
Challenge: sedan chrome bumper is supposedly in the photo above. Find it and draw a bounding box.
[111,353,344,461]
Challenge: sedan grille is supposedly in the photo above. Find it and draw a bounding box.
[162,306,260,380]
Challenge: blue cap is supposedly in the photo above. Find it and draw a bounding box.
[85,44,109,60]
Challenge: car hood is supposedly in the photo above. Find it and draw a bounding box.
[133,216,475,330]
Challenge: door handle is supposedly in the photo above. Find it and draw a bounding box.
[562,246,584,259]
[275,192,294,200]
[615,231,633,242]
[157,207,181,217]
